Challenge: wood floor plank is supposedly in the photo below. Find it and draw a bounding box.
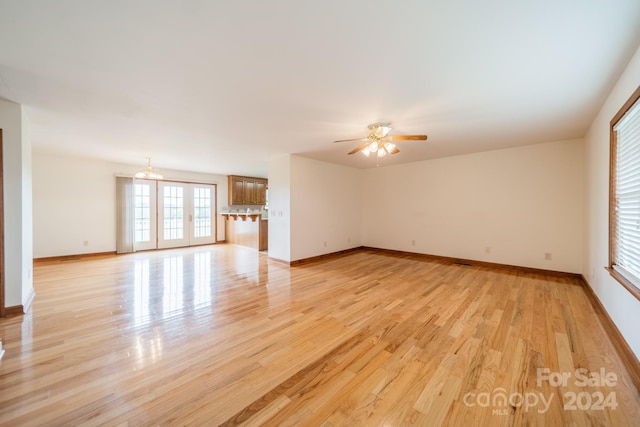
[1,245,639,425]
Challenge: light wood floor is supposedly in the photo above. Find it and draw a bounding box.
[1,245,639,426]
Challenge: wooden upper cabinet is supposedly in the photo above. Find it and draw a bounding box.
[230,176,245,205]
[244,179,256,204]
[228,175,268,205]
[255,180,267,205]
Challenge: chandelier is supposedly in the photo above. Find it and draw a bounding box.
[134,157,163,180]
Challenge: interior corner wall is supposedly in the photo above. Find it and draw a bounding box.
[362,139,584,274]
[267,155,291,262]
[0,98,31,309]
[32,150,228,258]
[584,44,640,358]
[20,109,33,306]
[289,156,363,261]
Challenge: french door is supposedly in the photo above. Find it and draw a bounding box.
[157,182,189,249]
[133,180,216,251]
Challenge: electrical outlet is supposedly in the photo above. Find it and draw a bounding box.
[83,240,89,247]
[324,241,327,247]
[411,240,416,246]
[485,247,491,254]
[544,252,552,261]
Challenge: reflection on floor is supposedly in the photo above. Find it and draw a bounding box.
[130,245,274,324]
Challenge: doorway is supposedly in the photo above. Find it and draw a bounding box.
[133,180,216,251]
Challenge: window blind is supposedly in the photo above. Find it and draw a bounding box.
[613,97,640,286]
[116,176,136,254]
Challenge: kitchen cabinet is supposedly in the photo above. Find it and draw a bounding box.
[243,179,255,204]
[228,175,268,205]
[255,180,267,205]
[230,176,246,205]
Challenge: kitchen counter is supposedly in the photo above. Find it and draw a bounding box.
[220,212,268,221]
[222,213,268,251]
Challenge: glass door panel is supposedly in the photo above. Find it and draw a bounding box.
[133,180,157,251]
[158,182,189,249]
[190,184,216,245]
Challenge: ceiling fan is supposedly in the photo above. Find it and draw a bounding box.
[334,122,428,157]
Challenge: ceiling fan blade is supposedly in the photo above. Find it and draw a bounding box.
[348,142,370,155]
[390,147,400,154]
[388,135,428,141]
[334,138,368,143]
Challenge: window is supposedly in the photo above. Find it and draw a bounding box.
[609,85,640,301]
[134,183,151,243]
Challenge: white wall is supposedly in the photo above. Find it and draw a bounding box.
[0,98,33,309]
[584,45,640,357]
[290,156,362,261]
[267,155,291,262]
[362,139,584,273]
[21,111,33,305]
[32,150,228,258]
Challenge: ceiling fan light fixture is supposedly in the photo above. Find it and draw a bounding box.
[379,126,392,137]
[334,122,427,159]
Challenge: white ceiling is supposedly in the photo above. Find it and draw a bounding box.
[1,1,639,177]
